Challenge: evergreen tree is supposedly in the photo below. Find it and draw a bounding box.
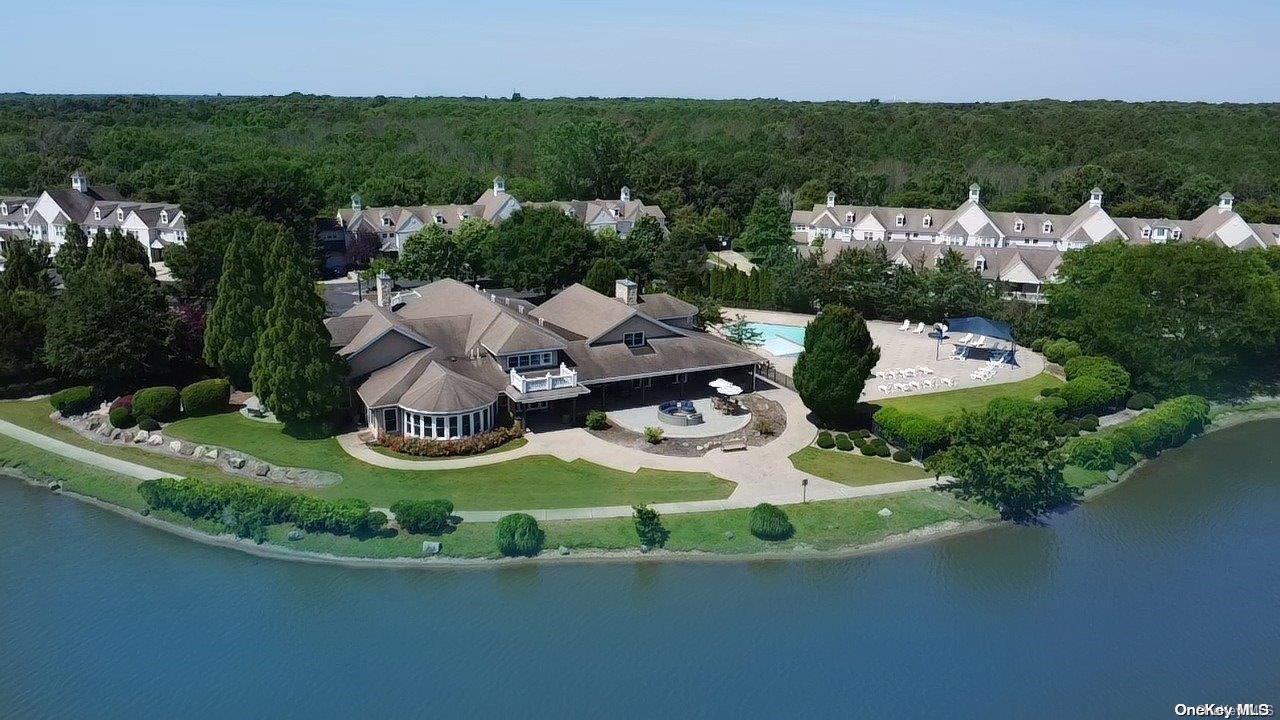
[54,222,90,278]
[44,264,174,389]
[86,228,150,269]
[736,190,792,254]
[616,216,664,287]
[0,236,53,295]
[203,222,273,388]
[583,257,627,295]
[653,220,707,293]
[250,240,346,424]
[793,305,880,425]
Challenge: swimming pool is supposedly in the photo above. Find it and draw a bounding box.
[746,322,806,356]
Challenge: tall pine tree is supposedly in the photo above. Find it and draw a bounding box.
[203,222,273,387]
[86,228,150,269]
[793,305,880,425]
[54,222,90,278]
[250,234,345,424]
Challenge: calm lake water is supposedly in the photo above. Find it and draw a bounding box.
[2,421,1278,719]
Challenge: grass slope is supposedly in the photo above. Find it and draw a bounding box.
[789,447,930,487]
[876,372,1063,420]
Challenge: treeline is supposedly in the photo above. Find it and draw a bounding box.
[3,96,1280,233]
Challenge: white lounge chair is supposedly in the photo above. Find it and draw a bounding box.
[909,381,922,391]
[923,378,935,389]
[919,366,933,375]
[914,322,926,333]
[973,336,986,348]
[958,333,973,344]
[898,319,911,331]
[878,385,890,394]
[940,377,954,388]
[893,383,907,393]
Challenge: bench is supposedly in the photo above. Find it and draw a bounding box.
[721,439,748,452]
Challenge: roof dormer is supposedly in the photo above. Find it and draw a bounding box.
[22,203,29,217]
[1014,218,1024,233]
[1042,220,1053,234]
[844,212,855,224]
[434,214,445,224]
[1142,225,1152,239]
[826,191,836,208]
[1219,192,1234,212]
[93,207,102,221]
[160,209,169,224]
[974,255,988,271]
[611,206,621,218]
[922,214,932,228]
[564,208,575,218]
[116,208,124,222]
[381,215,393,227]
[1172,227,1182,240]
[895,213,905,227]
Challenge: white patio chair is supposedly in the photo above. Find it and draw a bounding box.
[898,319,911,331]
[909,381,922,391]
[958,333,973,344]
[919,366,933,375]
[914,322,926,333]
[923,378,935,389]
[893,383,907,393]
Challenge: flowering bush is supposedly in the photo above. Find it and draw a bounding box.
[375,423,524,458]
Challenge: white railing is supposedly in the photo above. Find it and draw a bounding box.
[1007,290,1047,304]
[510,363,578,394]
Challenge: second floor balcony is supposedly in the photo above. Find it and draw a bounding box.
[510,363,578,394]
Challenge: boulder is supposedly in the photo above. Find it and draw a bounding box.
[1107,470,1119,483]
[723,531,734,540]
[203,448,219,461]
[878,507,893,518]
[86,419,101,432]
[147,435,163,446]
[133,430,150,443]
[558,545,570,556]
[639,544,650,554]
[421,541,442,556]
[193,445,207,457]
[111,429,123,441]
[228,456,246,470]
[253,462,270,477]
[168,440,183,454]
[178,443,195,457]
[287,528,305,541]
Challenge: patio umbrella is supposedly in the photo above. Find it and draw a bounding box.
[708,378,731,388]
[718,384,743,396]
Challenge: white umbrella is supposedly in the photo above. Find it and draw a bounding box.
[718,384,743,397]
[708,378,731,388]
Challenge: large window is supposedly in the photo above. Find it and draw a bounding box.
[508,351,554,370]
[624,332,645,348]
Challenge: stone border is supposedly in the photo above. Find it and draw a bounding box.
[58,411,341,488]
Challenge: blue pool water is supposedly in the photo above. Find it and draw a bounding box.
[746,322,806,356]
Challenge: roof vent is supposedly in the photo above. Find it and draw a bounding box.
[518,305,525,313]
[490,293,496,302]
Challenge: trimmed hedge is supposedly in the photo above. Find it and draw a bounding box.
[748,503,794,540]
[181,379,231,416]
[1079,416,1099,432]
[815,431,835,449]
[390,499,454,535]
[495,513,544,557]
[1057,376,1123,416]
[834,433,854,451]
[1066,395,1211,470]
[49,386,96,415]
[133,386,182,422]
[872,406,948,457]
[1043,338,1082,365]
[108,406,136,429]
[138,417,160,432]
[1127,393,1156,410]
[891,449,912,463]
[138,477,387,542]
[1063,355,1131,393]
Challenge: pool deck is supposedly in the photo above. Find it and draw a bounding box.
[720,307,1046,402]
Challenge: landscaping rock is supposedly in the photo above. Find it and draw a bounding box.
[133,430,150,443]
[878,508,893,518]
[1107,470,1119,482]
[203,448,218,460]
[724,531,734,540]
[178,443,195,457]
[168,440,183,454]
[86,419,101,432]
[110,429,123,441]
[193,445,207,457]
[139,507,150,516]
[253,462,270,477]
[421,541,442,556]
[558,545,570,556]
[147,435,163,446]
[228,456,246,469]
[48,482,61,492]
[287,529,305,541]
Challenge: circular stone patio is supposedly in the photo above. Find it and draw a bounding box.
[606,397,753,438]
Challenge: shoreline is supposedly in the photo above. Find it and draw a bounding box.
[6,410,1275,571]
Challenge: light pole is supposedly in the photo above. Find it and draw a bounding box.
[801,477,808,503]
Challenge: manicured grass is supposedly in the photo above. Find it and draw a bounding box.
[1064,465,1112,491]
[161,412,734,509]
[876,372,1063,420]
[369,436,527,461]
[264,489,997,559]
[0,433,147,510]
[789,447,930,487]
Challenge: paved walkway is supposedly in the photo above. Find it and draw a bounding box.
[0,418,170,481]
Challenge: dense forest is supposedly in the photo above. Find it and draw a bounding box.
[4,95,1280,230]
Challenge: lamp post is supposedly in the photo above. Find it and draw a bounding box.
[801,477,808,503]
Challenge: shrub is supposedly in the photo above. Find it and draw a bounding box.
[49,386,96,415]
[853,437,869,452]
[1079,417,1099,432]
[834,433,854,451]
[133,386,182,422]
[584,409,608,430]
[390,499,455,535]
[109,394,134,412]
[138,416,160,431]
[748,503,794,541]
[137,477,387,539]
[1127,393,1156,410]
[1055,420,1080,437]
[375,424,525,458]
[181,379,231,416]
[495,513,544,557]
[891,449,912,463]
[754,417,776,435]
[866,439,892,457]
[1063,355,1131,395]
[1043,338,1082,365]
[1039,396,1068,417]
[108,406,136,429]
[1067,435,1117,471]
[815,431,835,449]
[1039,386,1059,397]
[872,406,949,457]
[644,426,664,444]
[1057,376,1122,416]
[632,504,669,547]
[854,429,871,438]
[1031,337,1050,353]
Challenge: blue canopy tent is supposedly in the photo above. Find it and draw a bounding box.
[942,316,1018,365]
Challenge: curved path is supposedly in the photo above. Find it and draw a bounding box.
[0,388,943,521]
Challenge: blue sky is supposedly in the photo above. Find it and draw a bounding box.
[3,0,1277,101]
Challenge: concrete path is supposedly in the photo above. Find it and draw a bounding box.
[0,418,170,481]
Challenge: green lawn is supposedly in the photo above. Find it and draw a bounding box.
[876,372,1063,420]
[159,412,734,509]
[789,447,930,487]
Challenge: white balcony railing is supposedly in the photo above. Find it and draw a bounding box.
[1007,290,1047,304]
[510,363,578,394]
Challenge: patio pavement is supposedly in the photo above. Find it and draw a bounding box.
[607,397,752,438]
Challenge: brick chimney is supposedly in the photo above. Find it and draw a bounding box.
[615,279,638,305]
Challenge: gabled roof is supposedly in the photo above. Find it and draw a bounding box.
[635,293,698,320]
